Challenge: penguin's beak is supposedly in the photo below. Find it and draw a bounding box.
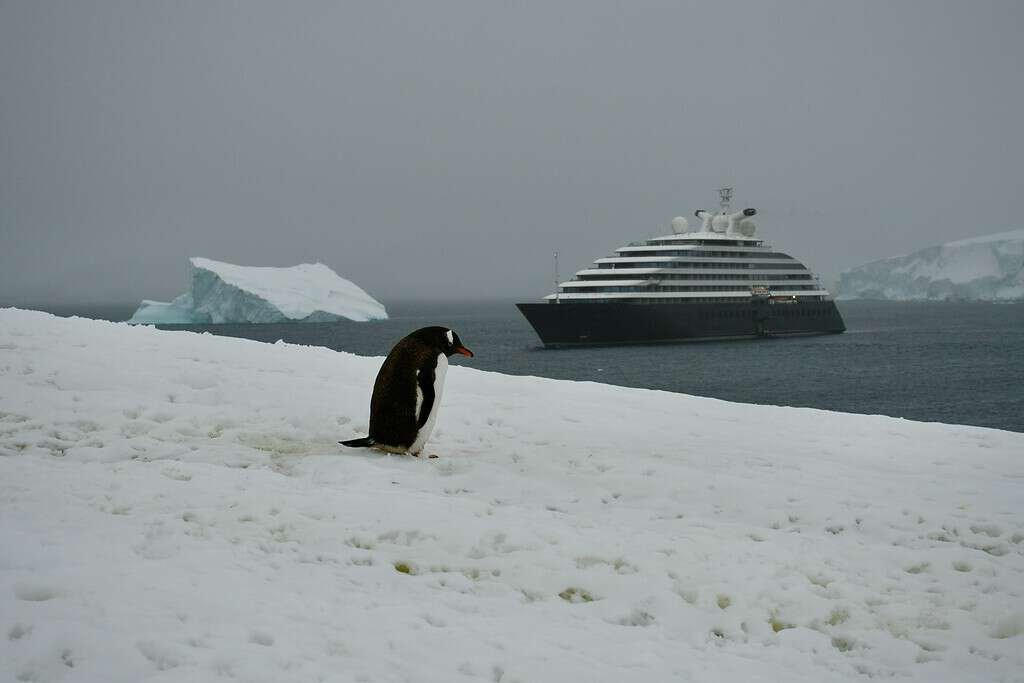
[453,346,474,358]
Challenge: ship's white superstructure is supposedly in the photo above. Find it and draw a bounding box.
[546,189,832,304]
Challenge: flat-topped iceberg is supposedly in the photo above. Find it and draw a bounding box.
[129,257,387,324]
[837,229,1024,301]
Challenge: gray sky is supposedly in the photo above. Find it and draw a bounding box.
[2,0,1022,306]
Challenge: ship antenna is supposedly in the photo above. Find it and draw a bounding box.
[554,250,560,303]
[718,187,733,214]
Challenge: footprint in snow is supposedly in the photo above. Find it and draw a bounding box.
[969,523,1002,538]
[249,630,275,646]
[8,623,33,640]
[136,640,188,670]
[13,583,58,602]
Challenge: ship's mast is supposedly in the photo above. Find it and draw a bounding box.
[554,251,560,303]
[718,187,733,214]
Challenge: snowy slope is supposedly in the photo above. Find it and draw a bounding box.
[2,308,1023,683]
[129,257,387,324]
[837,229,1024,301]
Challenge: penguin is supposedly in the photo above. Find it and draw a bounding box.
[340,326,473,456]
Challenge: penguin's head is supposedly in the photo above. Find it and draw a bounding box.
[413,326,474,358]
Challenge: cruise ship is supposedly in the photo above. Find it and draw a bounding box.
[517,189,846,346]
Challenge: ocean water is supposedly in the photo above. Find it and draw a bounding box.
[40,300,1024,433]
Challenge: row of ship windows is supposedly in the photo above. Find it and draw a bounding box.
[617,250,786,258]
[697,306,837,320]
[637,240,763,247]
[562,296,829,304]
[600,262,803,270]
[773,306,840,318]
[563,285,822,293]
[578,273,813,281]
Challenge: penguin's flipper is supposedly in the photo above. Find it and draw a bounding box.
[415,363,436,429]
[339,436,376,448]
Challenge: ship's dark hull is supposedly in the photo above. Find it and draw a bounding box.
[516,300,846,346]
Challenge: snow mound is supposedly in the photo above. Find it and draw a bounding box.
[837,229,1024,301]
[129,257,387,323]
[2,308,1023,682]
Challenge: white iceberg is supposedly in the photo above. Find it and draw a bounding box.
[129,257,387,323]
[837,229,1024,301]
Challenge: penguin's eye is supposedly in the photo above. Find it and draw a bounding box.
[445,330,454,346]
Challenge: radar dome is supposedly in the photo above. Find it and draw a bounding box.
[670,216,689,234]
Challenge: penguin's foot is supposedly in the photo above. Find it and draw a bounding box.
[365,443,407,455]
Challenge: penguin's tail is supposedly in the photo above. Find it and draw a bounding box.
[339,436,376,448]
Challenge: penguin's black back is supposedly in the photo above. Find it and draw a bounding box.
[367,328,447,449]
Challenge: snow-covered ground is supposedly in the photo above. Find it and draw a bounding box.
[837,229,1024,301]
[129,257,387,324]
[2,308,1022,683]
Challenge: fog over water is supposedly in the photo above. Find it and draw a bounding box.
[2,1,1022,307]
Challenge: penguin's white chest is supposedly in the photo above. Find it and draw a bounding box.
[411,353,447,455]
